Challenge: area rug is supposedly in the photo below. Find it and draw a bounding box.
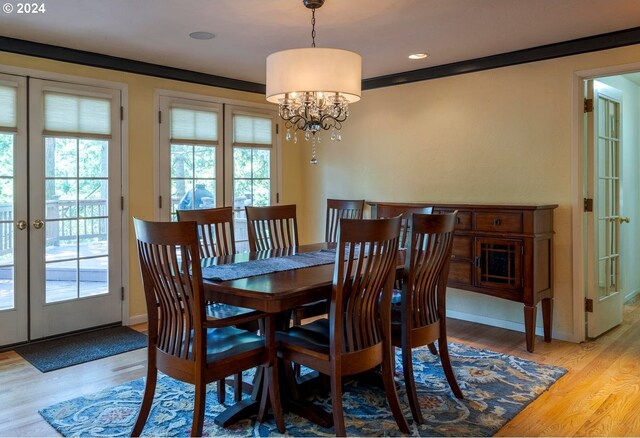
[39,342,566,436]
[16,326,147,373]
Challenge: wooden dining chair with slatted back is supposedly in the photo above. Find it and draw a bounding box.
[245,204,299,252]
[325,199,365,243]
[375,203,433,250]
[276,216,410,437]
[132,218,284,436]
[176,206,261,404]
[391,212,463,425]
[292,199,366,330]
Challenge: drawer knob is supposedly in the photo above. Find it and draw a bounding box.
[493,218,501,226]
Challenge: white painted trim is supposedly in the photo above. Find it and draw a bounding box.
[447,310,579,343]
[153,88,275,111]
[624,288,640,303]
[571,60,640,343]
[126,313,148,326]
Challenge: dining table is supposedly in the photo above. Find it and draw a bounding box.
[201,241,406,430]
[201,242,338,429]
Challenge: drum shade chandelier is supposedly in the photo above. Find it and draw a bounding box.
[266,0,361,164]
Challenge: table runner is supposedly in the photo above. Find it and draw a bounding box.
[202,249,337,281]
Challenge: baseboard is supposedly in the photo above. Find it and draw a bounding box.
[624,288,640,302]
[446,309,578,343]
[126,314,148,326]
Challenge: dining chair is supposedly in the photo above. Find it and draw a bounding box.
[325,198,365,243]
[176,206,236,258]
[291,198,366,328]
[276,216,410,436]
[245,204,298,252]
[375,203,433,249]
[176,206,257,403]
[132,218,284,436]
[391,212,463,425]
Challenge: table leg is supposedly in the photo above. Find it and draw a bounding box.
[214,367,263,427]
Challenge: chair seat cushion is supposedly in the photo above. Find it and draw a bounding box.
[276,318,330,353]
[203,326,265,363]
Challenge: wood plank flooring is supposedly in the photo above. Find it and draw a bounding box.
[1,297,640,436]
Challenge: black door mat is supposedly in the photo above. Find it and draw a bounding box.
[15,326,147,372]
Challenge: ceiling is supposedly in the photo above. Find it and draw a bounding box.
[1,0,639,85]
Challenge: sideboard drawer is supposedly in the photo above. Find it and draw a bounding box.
[436,209,471,230]
[475,212,522,233]
[448,260,472,285]
[452,235,472,259]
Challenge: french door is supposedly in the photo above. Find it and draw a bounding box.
[585,79,625,337]
[158,95,278,253]
[0,75,123,346]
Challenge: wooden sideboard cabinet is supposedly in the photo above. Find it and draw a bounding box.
[369,202,558,352]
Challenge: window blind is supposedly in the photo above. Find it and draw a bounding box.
[170,108,218,144]
[44,92,111,137]
[233,114,272,146]
[0,85,17,133]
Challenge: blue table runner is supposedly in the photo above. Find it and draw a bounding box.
[202,249,337,281]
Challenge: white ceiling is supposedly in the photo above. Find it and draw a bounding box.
[1,0,639,84]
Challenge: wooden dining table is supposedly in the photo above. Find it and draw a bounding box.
[201,242,337,429]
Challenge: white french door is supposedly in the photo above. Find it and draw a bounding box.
[0,73,28,345]
[158,95,278,253]
[0,76,124,345]
[585,79,625,338]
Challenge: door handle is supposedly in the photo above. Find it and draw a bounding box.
[16,220,27,230]
[33,219,45,230]
[614,216,631,224]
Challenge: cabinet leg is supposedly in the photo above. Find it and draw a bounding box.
[523,305,537,353]
[542,298,553,343]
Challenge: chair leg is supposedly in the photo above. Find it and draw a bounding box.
[234,372,243,402]
[216,378,225,404]
[132,365,158,436]
[330,371,346,437]
[292,310,302,378]
[439,337,463,399]
[383,343,410,434]
[427,342,438,356]
[191,379,207,437]
[402,345,424,425]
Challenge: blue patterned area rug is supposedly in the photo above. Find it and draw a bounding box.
[40,343,566,437]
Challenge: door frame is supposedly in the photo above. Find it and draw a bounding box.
[0,63,130,326]
[571,61,640,342]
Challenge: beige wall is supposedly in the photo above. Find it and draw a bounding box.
[0,51,304,319]
[298,44,640,341]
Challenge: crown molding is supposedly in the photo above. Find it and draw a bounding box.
[1,27,639,94]
[363,27,640,90]
[0,36,265,94]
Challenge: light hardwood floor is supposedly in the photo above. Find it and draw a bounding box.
[1,297,640,437]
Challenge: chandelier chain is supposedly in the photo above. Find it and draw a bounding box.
[311,8,316,47]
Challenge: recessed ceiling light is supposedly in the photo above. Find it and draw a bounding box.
[409,53,429,60]
[189,31,215,40]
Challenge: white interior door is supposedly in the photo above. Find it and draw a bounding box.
[0,74,28,346]
[586,79,625,338]
[28,79,123,339]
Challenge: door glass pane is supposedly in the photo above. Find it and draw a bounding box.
[233,147,271,253]
[170,143,216,220]
[44,137,109,303]
[0,133,14,310]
